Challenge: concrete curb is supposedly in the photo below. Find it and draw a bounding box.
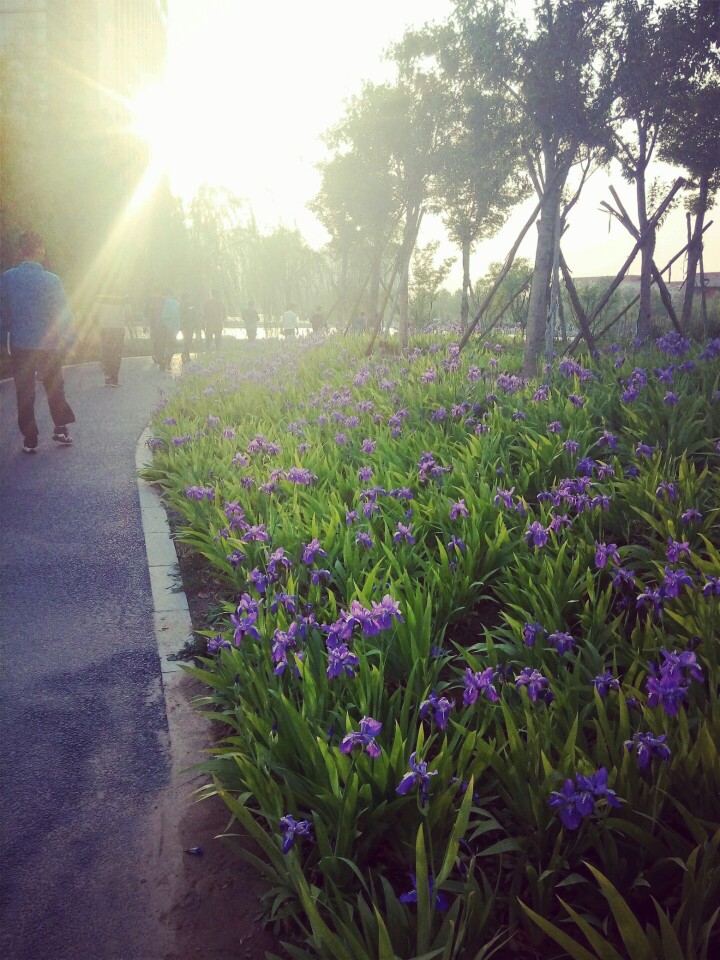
[135,426,194,681]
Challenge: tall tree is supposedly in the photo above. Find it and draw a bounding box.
[311,92,402,334]
[658,11,720,331]
[429,14,530,333]
[452,0,612,375]
[606,0,719,339]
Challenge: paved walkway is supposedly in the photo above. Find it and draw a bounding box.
[0,357,192,960]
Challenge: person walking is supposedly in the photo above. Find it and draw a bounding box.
[96,293,130,386]
[145,289,165,366]
[242,301,259,342]
[160,291,180,370]
[309,305,325,333]
[0,231,76,453]
[179,294,197,360]
[203,290,225,350]
[281,304,299,339]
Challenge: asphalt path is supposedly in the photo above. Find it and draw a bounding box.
[1,357,179,960]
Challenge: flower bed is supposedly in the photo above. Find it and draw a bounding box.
[143,332,720,960]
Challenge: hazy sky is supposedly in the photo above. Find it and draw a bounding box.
[159,0,718,287]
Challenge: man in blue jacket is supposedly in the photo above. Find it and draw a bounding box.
[0,232,76,453]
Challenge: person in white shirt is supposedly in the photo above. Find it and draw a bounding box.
[281,305,298,338]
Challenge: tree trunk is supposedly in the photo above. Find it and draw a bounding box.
[399,255,410,349]
[398,206,422,351]
[460,236,471,332]
[523,171,563,377]
[635,127,653,341]
[367,248,382,337]
[680,176,709,332]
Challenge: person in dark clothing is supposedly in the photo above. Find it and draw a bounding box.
[0,232,76,453]
[180,295,198,360]
[309,305,325,333]
[96,293,130,386]
[242,301,260,342]
[203,290,225,349]
[146,290,165,366]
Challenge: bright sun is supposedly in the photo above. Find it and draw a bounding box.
[130,83,180,172]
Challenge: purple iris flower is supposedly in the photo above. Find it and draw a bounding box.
[230,594,261,644]
[547,631,576,655]
[597,430,618,449]
[286,466,317,485]
[666,538,691,562]
[523,622,544,647]
[661,567,694,598]
[242,523,270,543]
[611,566,635,591]
[576,457,595,476]
[635,442,654,457]
[345,509,358,525]
[595,541,620,569]
[358,466,373,482]
[548,421,563,434]
[270,592,298,615]
[279,814,312,854]
[301,538,327,565]
[624,732,671,770]
[548,767,621,830]
[569,394,585,407]
[419,691,453,731]
[248,567,269,594]
[327,644,360,680]
[646,673,687,716]
[463,667,500,705]
[207,634,231,654]
[226,549,246,568]
[447,535,467,554]
[494,487,516,509]
[185,485,215,500]
[355,531,373,549]
[515,668,551,703]
[310,568,331,586]
[548,513,572,533]
[702,576,720,597]
[449,498,469,519]
[340,716,382,759]
[593,669,620,698]
[267,547,292,580]
[681,508,702,525]
[659,647,704,683]
[271,623,299,675]
[224,501,246,521]
[636,587,664,617]
[394,522,416,545]
[370,594,403,629]
[656,482,678,502]
[525,521,549,548]
[396,752,438,806]
[563,439,580,454]
[347,600,381,637]
[399,874,449,912]
[361,438,376,454]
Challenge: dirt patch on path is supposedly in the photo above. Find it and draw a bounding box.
[155,673,281,960]
[152,536,284,960]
